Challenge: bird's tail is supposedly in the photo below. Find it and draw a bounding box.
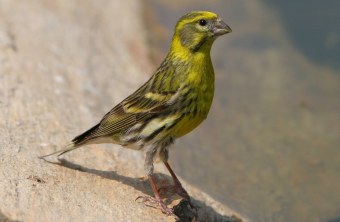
[39,123,100,160]
[39,142,80,160]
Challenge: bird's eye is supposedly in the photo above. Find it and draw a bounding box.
[198,19,207,26]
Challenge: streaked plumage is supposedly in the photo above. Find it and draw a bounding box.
[41,11,231,217]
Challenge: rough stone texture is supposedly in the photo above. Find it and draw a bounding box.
[0,0,244,221]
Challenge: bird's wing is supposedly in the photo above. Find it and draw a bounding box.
[73,88,178,144]
[100,89,176,129]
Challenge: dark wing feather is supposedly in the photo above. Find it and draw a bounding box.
[72,89,176,145]
[72,123,100,144]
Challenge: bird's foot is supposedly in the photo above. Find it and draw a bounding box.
[158,183,194,209]
[135,195,178,219]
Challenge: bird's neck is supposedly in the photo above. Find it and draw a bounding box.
[169,34,213,63]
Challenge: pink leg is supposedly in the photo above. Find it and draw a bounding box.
[136,175,178,219]
[160,162,193,208]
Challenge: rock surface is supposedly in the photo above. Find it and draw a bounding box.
[0,0,244,221]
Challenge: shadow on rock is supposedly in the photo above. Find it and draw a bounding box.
[43,158,242,222]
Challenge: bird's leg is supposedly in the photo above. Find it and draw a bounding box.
[136,175,176,217]
[159,161,194,208]
[136,148,177,218]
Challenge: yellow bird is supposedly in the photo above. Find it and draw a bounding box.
[41,11,231,217]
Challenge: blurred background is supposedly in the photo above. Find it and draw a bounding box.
[144,0,340,221]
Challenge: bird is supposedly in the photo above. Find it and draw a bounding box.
[40,11,231,217]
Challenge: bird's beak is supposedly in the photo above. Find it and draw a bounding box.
[212,19,232,36]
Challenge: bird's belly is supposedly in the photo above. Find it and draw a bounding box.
[172,114,206,138]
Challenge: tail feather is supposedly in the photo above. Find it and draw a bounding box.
[39,142,79,159]
[39,123,100,160]
[72,123,100,144]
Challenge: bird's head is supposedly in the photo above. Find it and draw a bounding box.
[171,11,232,53]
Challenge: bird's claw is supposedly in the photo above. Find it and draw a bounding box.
[135,195,178,218]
